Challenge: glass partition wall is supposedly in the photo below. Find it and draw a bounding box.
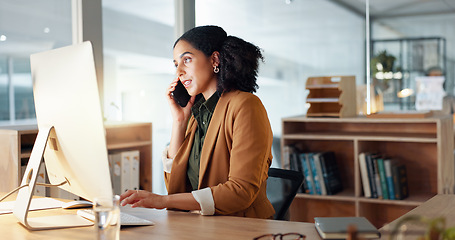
[370,3,455,112]
[102,0,175,194]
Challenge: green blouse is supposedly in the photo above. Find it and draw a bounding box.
[187,92,220,191]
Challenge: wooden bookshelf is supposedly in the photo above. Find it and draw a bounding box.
[281,115,454,228]
[0,122,153,195]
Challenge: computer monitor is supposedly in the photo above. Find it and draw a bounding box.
[13,41,113,230]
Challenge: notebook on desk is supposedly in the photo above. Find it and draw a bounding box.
[314,217,380,239]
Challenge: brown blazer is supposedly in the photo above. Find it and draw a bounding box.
[164,90,275,219]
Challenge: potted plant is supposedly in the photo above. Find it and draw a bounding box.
[371,50,397,91]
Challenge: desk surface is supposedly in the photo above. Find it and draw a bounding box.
[380,194,455,237]
[0,202,320,240]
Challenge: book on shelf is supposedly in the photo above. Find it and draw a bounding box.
[359,152,408,200]
[318,151,343,195]
[282,145,293,170]
[289,150,300,173]
[283,145,343,196]
[365,153,378,198]
[372,157,383,199]
[359,152,371,198]
[309,153,322,195]
[383,159,395,200]
[314,217,380,239]
[313,153,327,195]
[300,153,316,195]
[289,150,308,193]
[392,163,409,200]
[376,158,389,199]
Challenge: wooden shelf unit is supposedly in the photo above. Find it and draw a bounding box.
[305,76,357,118]
[0,122,153,194]
[281,115,454,228]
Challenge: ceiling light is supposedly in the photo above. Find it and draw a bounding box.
[0,35,6,41]
[285,0,294,4]
[44,28,50,33]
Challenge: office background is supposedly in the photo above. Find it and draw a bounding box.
[0,0,454,195]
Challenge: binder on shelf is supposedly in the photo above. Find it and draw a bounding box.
[121,152,132,193]
[130,150,140,191]
[109,152,122,195]
[108,150,141,195]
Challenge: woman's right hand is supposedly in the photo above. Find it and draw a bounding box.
[166,77,195,123]
[166,78,196,159]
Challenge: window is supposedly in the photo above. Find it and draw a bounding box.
[0,0,72,125]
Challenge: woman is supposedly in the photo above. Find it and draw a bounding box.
[120,25,274,218]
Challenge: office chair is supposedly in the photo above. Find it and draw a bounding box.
[266,168,304,221]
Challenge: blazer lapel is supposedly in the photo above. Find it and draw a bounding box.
[168,118,197,194]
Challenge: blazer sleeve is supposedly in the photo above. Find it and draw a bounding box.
[210,94,273,215]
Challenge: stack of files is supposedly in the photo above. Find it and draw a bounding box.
[359,152,409,200]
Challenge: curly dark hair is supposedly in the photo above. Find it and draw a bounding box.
[174,25,263,93]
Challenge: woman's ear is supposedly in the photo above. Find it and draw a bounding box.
[211,51,220,66]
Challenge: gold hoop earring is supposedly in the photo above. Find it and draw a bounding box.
[214,65,219,73]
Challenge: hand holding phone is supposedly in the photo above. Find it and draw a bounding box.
[171,81,191,107]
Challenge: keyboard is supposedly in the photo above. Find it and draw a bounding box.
[77,209,155,226]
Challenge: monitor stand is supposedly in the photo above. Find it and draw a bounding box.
[13,126,93,230]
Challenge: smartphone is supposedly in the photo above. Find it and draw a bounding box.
[171,81,191,107]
